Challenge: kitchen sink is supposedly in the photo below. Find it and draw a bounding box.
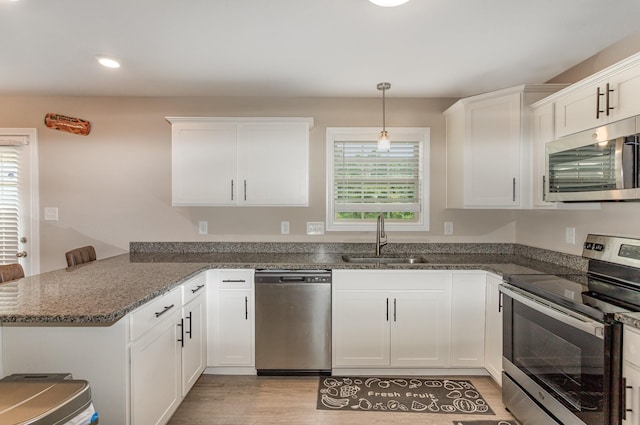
[341,255,427,264]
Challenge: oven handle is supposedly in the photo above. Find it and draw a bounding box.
[500,285,605,339]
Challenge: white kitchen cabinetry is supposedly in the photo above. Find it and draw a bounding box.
[623,326,640,425]
[168,117,312,207]
[207,269,255,373]
[130,287,182,425]
[554,54,640,138]
[450,271,486,367]
[0,273,207,425]
[484,273,503,385]
[332,269,451,369]
[180,272,207,395]
[444,85,564,209]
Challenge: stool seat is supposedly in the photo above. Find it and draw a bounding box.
[65,246,96,267]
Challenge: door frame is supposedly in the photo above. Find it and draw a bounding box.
[0,128,39,275]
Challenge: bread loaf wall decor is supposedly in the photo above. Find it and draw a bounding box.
[44,113,91,136]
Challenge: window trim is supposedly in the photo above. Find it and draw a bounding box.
[325,127,430,232]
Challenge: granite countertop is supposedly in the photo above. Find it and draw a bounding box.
[0,244,588,325]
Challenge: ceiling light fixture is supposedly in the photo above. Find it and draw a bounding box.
[377,82,391,151]
[368,0,411,7]
[96,56,121,69]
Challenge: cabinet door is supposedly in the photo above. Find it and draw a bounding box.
[623,362,640,425]
[182,293,206,396]
[610,62,640,123]
[171,122,238,205]
[391,289,450,367]
[212,288,254,366]
[333,290,390,367]
[484,273,503,385]
[531,102,554,208]
[237,122,309,206]
[131,309,182,425]
[464,92,521,207]
[554,81,606,138]
[450,272,486,367]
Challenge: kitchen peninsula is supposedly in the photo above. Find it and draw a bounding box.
[0,242,586,425]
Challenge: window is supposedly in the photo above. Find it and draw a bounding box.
[326,127,429,231]
[0,139,24,264]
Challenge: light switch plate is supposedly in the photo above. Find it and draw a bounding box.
[565,227,576,244]
[306,222,325,235]
[444,221,453,235]
[44,207,59,221]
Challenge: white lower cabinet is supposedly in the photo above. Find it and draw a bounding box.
[332,269,451,369]
[484,272,503,384]
[623,326,640,425]
[207,269,255,371]
[450,271,486,367]
[0,272,208,425]
[130,293,182,425]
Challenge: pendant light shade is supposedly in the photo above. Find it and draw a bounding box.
[377,82,391,151]
[368,0,411,7]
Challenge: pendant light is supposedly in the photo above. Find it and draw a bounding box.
[377,82,391,151]
[369,0,411,7]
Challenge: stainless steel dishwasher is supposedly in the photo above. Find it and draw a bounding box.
[254,269,331,375]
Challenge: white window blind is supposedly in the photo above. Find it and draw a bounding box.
[0,140,24,264]
[334,140,421,213]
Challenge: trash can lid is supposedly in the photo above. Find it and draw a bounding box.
[0,379,92,424]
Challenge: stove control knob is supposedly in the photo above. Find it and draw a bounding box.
[584,242,594,250]
[594,244,605,251]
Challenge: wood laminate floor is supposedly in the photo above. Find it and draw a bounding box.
[168,374,517,425]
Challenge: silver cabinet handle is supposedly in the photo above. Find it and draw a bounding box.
[244,296,248,320]
[222,279,246,283]
[393,298,397,322]
[542,175,546,202]
[244,180,247,201]
[512,178,516,202]
[155,304,175,318]
[386,298,389,321]
[231,180,234,201]
[186,311,193,339]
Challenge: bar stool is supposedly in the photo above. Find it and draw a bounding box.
[0,263,25,283]
[65,246,97,267]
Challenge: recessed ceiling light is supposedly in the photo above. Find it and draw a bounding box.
[368,0,411,7]
[96,56,121,69]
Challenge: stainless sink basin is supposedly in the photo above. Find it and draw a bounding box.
[341,255,426,264]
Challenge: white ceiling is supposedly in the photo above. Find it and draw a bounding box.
[2,0,640,98]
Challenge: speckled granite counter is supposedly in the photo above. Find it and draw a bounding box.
[0,242,587,325]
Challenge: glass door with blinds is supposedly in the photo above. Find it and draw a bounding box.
[0,129,38,276]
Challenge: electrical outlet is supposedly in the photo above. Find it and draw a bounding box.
[565,227,576,244]
[198,221,208,235]
[281,221,290,235]
[444,221,453,235]
[306,222,325,235]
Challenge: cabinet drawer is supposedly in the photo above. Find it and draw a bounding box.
[333,269,450,290]
[625,327,640,367]
[213,269,253,289]
[182,272,207,305]
[130,287,182,341]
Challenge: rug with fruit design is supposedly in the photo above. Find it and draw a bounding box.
[316,377,495,414]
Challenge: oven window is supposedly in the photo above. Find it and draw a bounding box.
[512,301,605,414]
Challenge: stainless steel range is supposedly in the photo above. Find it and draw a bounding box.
[500,234,640,425]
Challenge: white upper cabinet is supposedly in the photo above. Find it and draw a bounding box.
[553,53,640,138]
[168,117,312,206]
[445,85,564,209]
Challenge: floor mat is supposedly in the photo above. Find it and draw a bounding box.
[317,376,495,414]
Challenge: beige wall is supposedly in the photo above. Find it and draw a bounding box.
[515,32,640,255]
[1,96,518,272]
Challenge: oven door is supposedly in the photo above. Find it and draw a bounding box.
[501,284,621,425]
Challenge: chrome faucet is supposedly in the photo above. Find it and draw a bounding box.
[376,214,388,256]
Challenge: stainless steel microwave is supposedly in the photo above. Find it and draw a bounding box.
[545,115,640,201]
